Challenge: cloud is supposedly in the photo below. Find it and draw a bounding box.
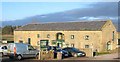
[59,2,116,18]
[78,16,118,21]
[1,2,118,27]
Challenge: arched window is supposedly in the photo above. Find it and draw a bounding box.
[56,32,64,40]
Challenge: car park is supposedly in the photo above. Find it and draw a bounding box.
[63,47,86,57]
[7,43,39,60]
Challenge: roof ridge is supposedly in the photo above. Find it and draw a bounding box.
[27,20,107,25]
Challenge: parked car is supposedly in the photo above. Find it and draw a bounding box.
[0,44,8,56]
[63,47,86,57]
[56,49,69,57]
[7,43,39,60]
[47,46,69,58]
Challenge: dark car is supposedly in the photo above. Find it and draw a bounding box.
[63,47,86,57]
[47,46,69,58]
[55,49,69,58]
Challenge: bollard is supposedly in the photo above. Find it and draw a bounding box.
[38,51,41,60]
[57,52,62,60]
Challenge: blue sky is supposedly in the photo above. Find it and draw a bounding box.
[1,2,118,27]
[2,2,94,21]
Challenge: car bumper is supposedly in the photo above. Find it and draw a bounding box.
[77,53,86,57]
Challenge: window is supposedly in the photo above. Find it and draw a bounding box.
[85,35,89,40]
[71,44,74,47]
[19,40,23,43]
[28,45,34,50]
[47,34,50,38]
[1,47,4,49]
[37,34,40,38]
[37,41,40,45]
[1,46,7,49]
[4,46,7,49]
[85,45,89,48]
[71,35,74,39]
[52,40,57,45]
[112,31,114,41]
[66,44,69,47]
[118,39,120,45]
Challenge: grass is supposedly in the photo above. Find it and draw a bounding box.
[97,52,110,55]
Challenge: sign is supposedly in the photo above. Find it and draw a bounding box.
[40,40,49,51]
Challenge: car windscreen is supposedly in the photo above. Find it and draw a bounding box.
[71,48,80,52]
[57,49,62,51]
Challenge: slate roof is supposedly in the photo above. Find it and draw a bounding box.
[15,21,107,31]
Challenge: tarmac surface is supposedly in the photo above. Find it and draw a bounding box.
[1,53,120,62]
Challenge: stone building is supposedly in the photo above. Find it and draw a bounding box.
[14,20,118,52]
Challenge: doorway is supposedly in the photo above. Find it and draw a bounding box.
[56,32,64,47]
[107,41,112,50]
[28,38,31,45]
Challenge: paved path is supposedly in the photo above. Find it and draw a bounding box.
[93,53,119,60]
[1,53,120,62]
[64,53,119,60]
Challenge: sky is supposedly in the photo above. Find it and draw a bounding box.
[0,1,119,31]
[1,0,119,2]
[2,2,95,21]
[1,2,118,23]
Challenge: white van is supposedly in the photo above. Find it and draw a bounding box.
[8,43,39,60]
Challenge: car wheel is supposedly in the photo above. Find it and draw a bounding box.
[73,53,77,57]
[17,55,22,60]
[9,56,14,59]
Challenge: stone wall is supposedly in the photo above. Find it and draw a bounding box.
[80,48,93,57]
[40,50,54,60]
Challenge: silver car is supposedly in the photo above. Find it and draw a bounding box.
[0,45,8,56]
[8,43,39,60]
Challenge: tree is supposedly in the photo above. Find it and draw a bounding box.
[2,25,13,35]
[2,25,21,35]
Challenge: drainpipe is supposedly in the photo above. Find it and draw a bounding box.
[39,41,41,60]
